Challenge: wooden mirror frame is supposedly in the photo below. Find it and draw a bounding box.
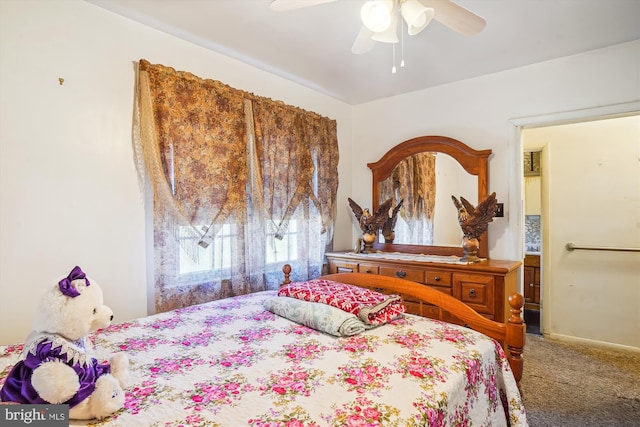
[368,135,492,258]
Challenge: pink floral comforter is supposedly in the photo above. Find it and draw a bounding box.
[0,291,527,427]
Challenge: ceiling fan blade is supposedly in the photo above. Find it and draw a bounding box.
[351,26,376,54]
[270,0,337,12]
[422,0,486,35]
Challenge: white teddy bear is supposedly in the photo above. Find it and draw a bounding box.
[0,266,130,420]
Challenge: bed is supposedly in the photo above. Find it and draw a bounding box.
[0,265,527,426]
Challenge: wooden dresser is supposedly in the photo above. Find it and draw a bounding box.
[325,251,521,324]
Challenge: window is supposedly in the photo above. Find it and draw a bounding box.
[179,220,301,276]
[136,60,338,311]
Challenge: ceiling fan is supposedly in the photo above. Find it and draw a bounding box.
[270,0,486,55]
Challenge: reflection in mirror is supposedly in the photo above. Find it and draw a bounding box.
[378,152,478,246]
[378,152,436,245]
[368,136,491,258]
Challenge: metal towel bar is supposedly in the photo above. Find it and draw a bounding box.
[565,243,640,253]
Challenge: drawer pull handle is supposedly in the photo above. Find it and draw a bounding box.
[529,283,534,287]
[396,270,407,278]
[365,269,372,274]
[468,288,477,298]
[434,276,440,281]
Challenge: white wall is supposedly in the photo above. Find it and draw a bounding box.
[524,116,640,349]
[350,40,640,263]
[0,0,352,345]
[524,176,541,216]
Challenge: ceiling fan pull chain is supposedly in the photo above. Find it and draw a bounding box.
[400,16,405,68]
[392,42,397,74]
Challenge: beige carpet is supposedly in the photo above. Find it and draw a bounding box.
[520,334,640,426]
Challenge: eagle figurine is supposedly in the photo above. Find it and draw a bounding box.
[381,199,404,243]
[451,192,498,240]
[348,197,393,235]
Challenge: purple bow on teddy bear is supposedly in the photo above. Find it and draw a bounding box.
[58,265,90,298]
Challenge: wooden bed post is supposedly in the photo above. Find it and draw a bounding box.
[506,293,525,384]
[281,264,292,286]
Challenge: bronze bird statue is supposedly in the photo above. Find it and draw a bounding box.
[451,192,498,240]
[382,199,404,243]
[348,197,393,236]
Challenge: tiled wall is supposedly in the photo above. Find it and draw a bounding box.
[525,215,541,252]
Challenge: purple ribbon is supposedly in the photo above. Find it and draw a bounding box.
[58,266,90,298]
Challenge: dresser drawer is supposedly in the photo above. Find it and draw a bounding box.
[430,285,453,296]
[358,263,380,275]
[379,266,425,283]
[404,300,425,316]
[425,271,452,287]
[419,305,462,324]
[420,304,442,320]
[453,273,495,315]
[329,260,357,274]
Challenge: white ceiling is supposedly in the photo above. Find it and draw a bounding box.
[87,0,640,105]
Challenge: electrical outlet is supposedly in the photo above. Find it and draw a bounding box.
[495,203,504,217]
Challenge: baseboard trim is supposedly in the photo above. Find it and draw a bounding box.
[544,332,640,353]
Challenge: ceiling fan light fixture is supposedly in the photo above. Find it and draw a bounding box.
[360,0,393,33]
[371,13,399,43]
[400,0,434,35]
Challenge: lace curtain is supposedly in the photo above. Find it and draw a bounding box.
[378,152,436,245]
[134,60,338,312]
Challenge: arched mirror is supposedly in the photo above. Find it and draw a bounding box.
[368,135,492,258]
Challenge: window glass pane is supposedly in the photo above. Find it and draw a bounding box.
[266,220,299,264]
[214,223,233,270]
[178,227,213,274]
[178,224,234,275]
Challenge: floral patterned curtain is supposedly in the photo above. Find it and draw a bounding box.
[134,60,338,312]
[251,100,338,241]
[379,152,436,245]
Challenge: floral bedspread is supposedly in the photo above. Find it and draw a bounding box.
[0,291,527,426]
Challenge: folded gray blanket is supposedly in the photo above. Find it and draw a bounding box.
[264,296,373,336]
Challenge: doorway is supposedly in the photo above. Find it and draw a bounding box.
[514,107,640,348]
[521,143,542,335]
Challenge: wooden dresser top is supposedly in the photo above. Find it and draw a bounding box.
[325,251,522,274]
